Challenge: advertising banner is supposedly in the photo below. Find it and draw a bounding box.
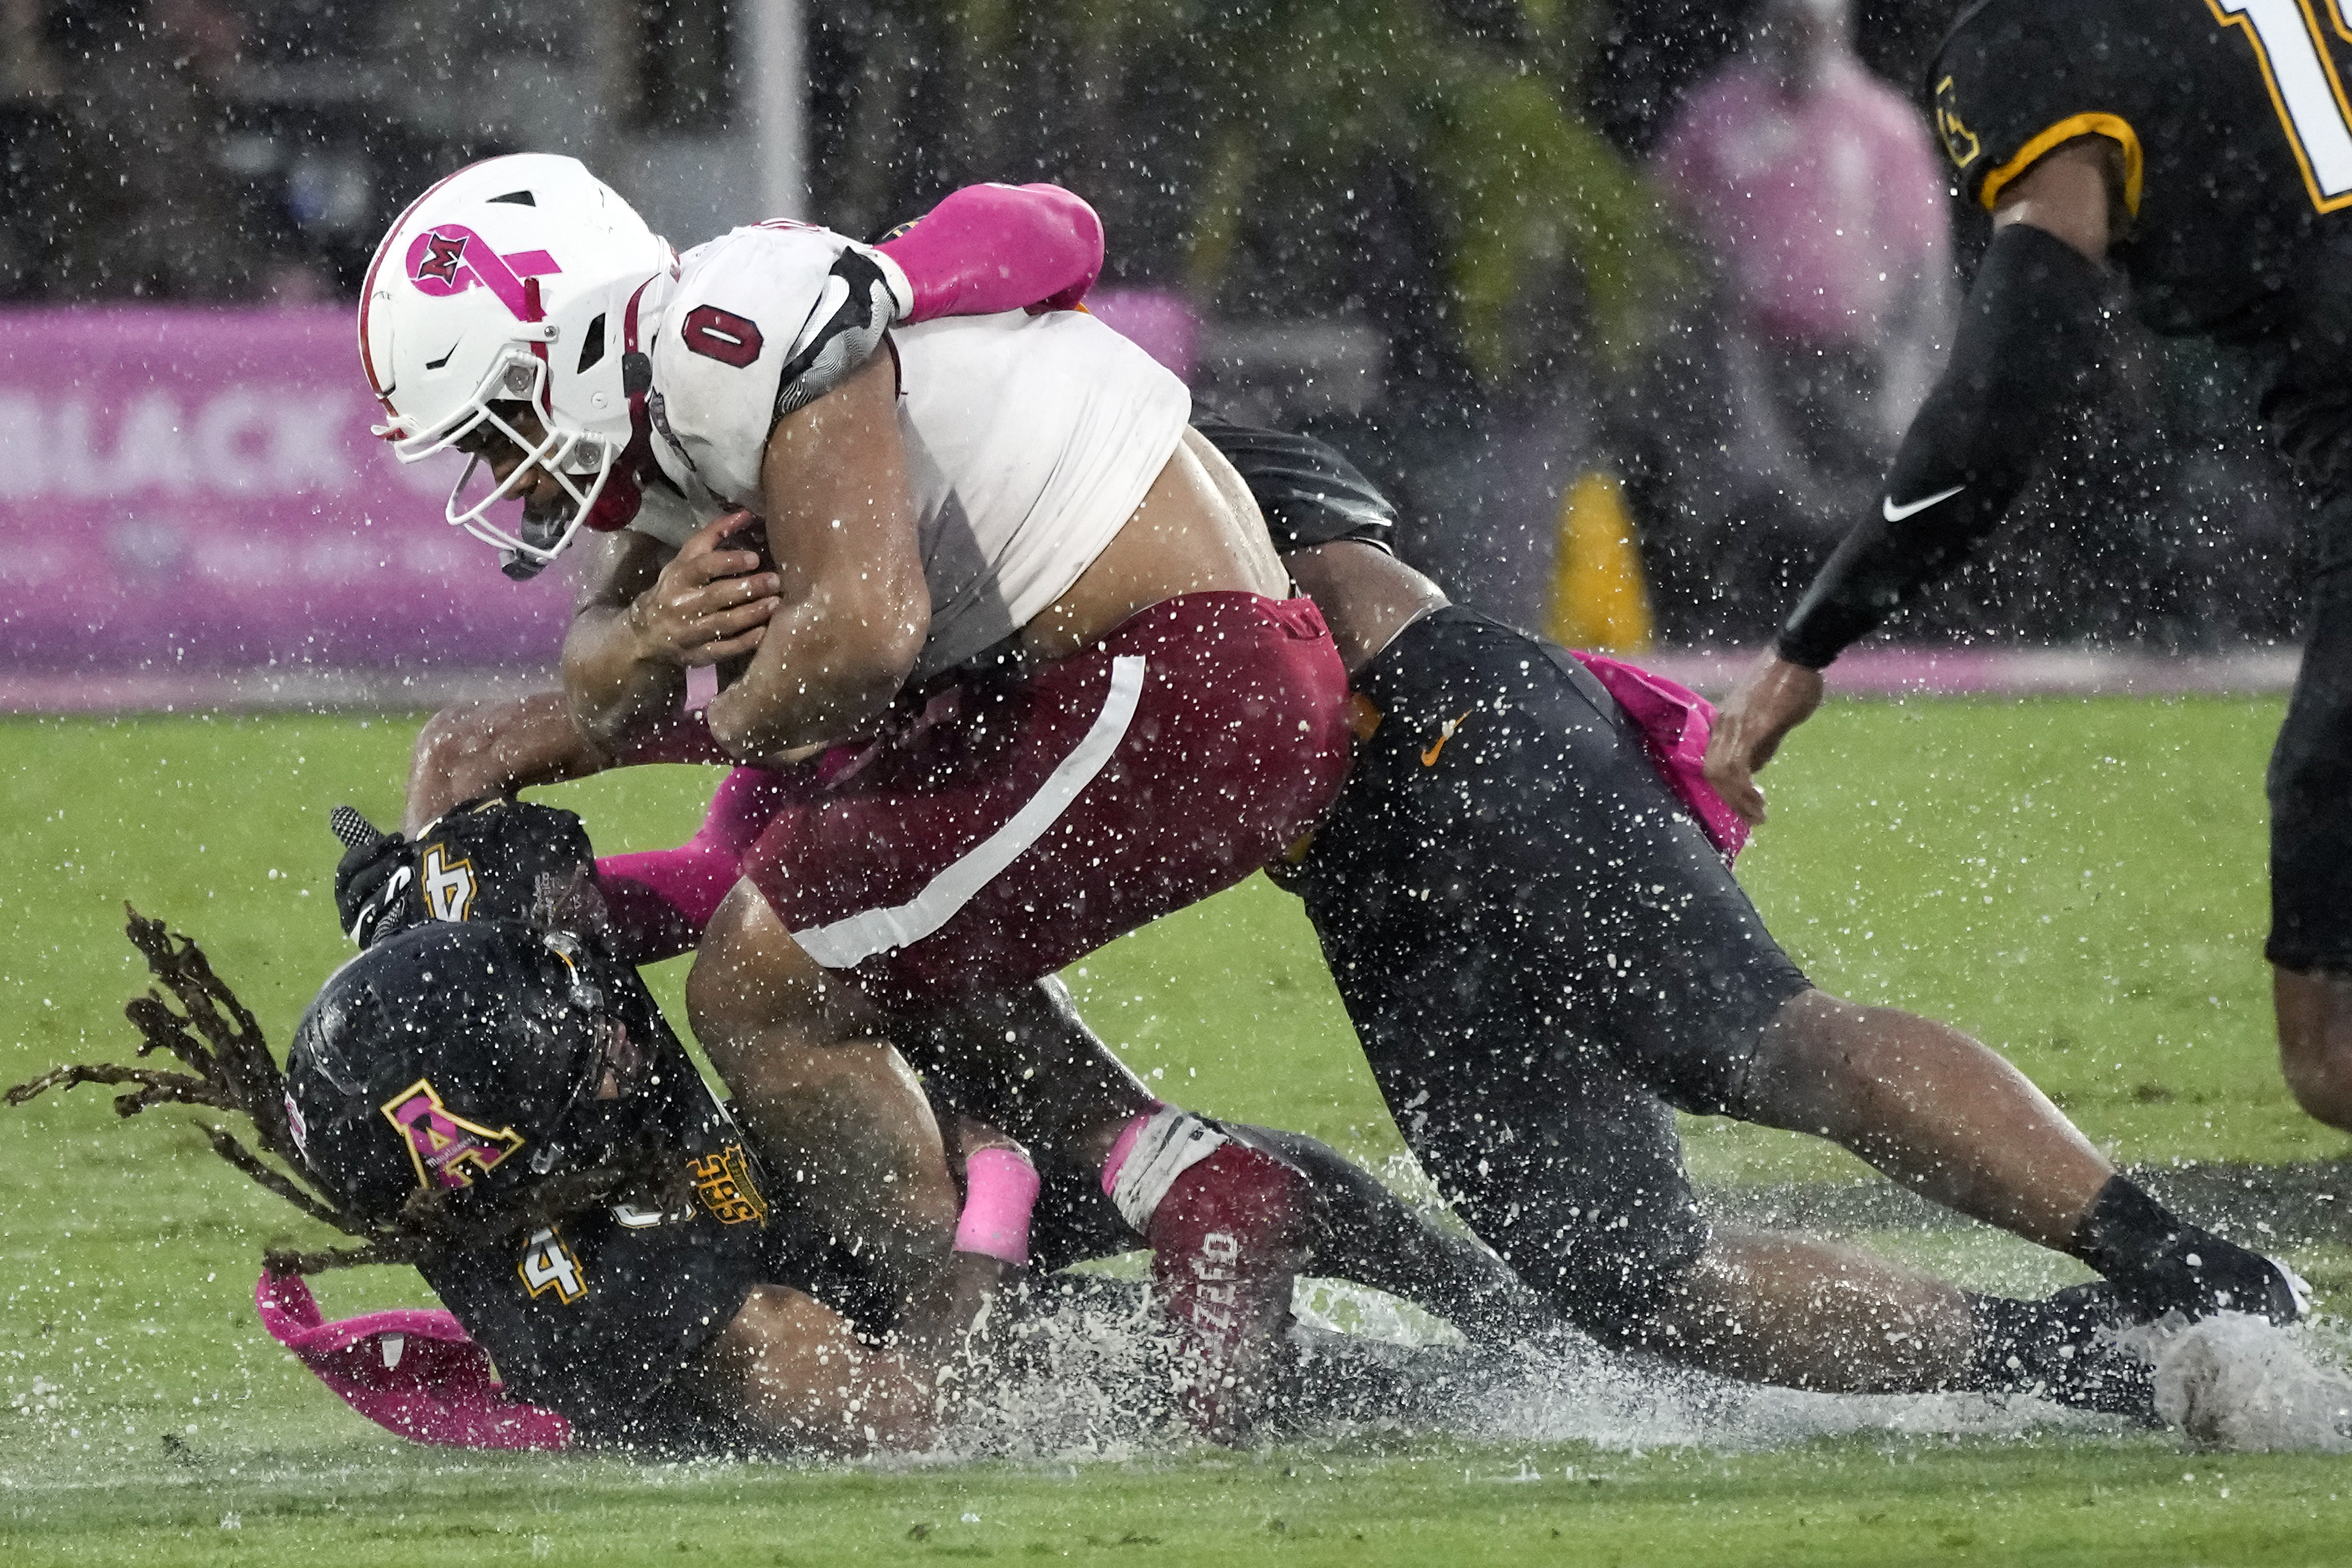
[0,306,571,707]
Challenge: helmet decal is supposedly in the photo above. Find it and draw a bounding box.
[404,225,564,320]
[362,155,671,563]
[381,1077,526,1192]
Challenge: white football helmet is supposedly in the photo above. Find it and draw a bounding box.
[360,154,675,573]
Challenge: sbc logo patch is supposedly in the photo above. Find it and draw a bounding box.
[381,1077,525,1192]
[690,1144,769,1225]
[1935,76,1981,170]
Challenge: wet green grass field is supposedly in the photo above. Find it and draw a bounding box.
[4,696,2349,1565]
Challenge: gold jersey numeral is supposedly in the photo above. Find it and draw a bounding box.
[2212,0,2352,210]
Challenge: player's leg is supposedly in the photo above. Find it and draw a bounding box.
[1737,990,2109,1248]
[1301,609,2298,1338]
[2264,517,2352,1131]
[1326,924,1963,1387]
[2276,967,2352,1132]
[1218,1124,1557,1346]
[900,976,1555,1398]
[687,594,1348,1430]
[688,878,965,1307]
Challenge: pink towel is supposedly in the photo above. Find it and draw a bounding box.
[1571,652,1751,863]
[256,1271,570,1450]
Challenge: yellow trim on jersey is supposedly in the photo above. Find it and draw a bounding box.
[1977,113,2146,215]
[2211,0,2352,214]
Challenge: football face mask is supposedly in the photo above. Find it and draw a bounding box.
[432,357,621,569]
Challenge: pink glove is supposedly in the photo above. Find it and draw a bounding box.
[878,182,1104,323]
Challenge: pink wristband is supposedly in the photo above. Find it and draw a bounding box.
[955,1147,1041,1266]
[1097,1104,1165,1197]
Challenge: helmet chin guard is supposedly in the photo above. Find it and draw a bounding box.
[360,154,673,574]
[433,353,619,572]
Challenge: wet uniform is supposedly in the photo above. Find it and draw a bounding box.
[1206,420,1813,1323]
[398,959,892,1447]
[598,419,1812,1327]
[1794,0,2352,970]
[625,223,1352,1009]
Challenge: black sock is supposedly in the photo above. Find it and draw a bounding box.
[2068,1175,2187,1279]
[2068,1175,2298,1323]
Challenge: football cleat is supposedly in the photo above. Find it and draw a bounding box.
[1146,1140,1312,1442]
[2125,1234,2310,1327]
[1970,1282,2157,1421]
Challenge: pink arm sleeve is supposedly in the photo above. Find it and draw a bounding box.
[877,182,1104,323]
[594,765,802,963]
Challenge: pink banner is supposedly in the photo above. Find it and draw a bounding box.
[0,306,570,689]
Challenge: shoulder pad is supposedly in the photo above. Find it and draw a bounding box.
[650,227,906,506]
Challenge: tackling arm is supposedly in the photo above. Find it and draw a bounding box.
[1775,140,2117,666]
[683,1126,1035,1454]
[405,692,742,834]
[1704,139,2119,823]
[704,354,928,760]
[685,1262,1013,1454]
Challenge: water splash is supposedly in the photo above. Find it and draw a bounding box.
[2137,1311,2352,1452]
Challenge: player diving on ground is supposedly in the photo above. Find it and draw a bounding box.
[401,414,2309,1430]
[7,802,1551,1456]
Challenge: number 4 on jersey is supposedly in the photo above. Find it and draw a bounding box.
[519,1228,586,1303]
[2213,0,2352,208]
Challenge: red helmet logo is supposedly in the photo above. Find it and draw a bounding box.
[415,230,469,287]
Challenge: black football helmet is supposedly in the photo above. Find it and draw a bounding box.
[285,918,721,1224]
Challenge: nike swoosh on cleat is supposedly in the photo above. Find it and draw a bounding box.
[1882,484,1966,522]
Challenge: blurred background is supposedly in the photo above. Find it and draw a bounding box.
[0,0,2316,700]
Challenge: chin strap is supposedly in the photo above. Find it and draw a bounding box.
[580,276,662,536]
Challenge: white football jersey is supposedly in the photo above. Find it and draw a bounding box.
[634,222,1191,679]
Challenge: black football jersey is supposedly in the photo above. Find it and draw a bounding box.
[406,955,904,1447]
[1932,0,2352,337]
[414,1087,775,1438]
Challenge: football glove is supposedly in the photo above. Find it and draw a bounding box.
[330,805,414,949]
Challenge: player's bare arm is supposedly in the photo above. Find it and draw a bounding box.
[1281,540,1450,675]
[683,1119,1026,1454]
[703,353,928,760]
[564,514,784,756]
[1704,135,2125,825]
[1991,135,2117,261]
[405,692,609,833]
[403,688,747,834]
